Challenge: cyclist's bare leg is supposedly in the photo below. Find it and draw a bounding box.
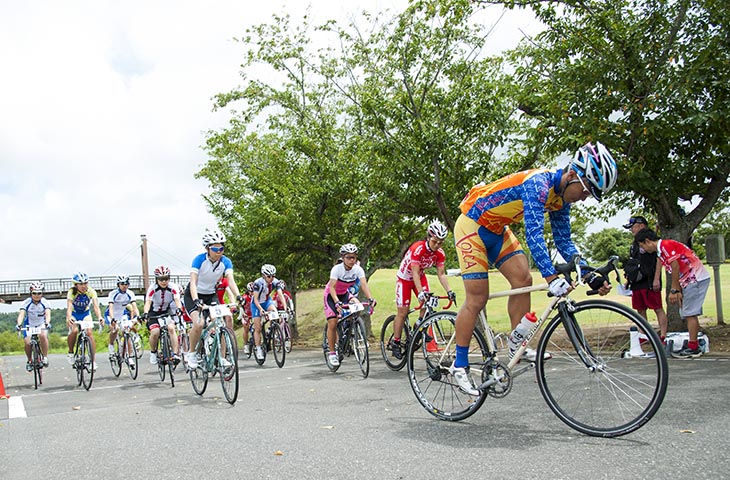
[496,253,532,330]
[108,322,118,350]
[326,316,338,352]
[168,323,179,354]
[393,305,409,340]
[253,317,262,346]
[40,331,49,357]
[455,278,489,346]
[23,336,31,361]
[149,327,160,352]
[188,310,203,353]
[67,326,78,353]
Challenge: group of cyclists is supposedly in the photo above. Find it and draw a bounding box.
[16,141,622,398]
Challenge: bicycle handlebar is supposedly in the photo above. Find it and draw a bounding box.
[554,254,620,296]
[414,294,456,311]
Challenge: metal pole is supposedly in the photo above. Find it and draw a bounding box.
[141,234,149,293]
[713,265,725,325]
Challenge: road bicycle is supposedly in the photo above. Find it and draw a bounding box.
[322,302,372,378]
[380,294,456,371]
[244,309,286,368]
[152,314,179,387]
[278,308,293,353]
[406,256,669,437]
[176,316,191,372]
[71,319,99,391]
[188,303,239,405]
[109,314,139,380]
[18,325,49,389]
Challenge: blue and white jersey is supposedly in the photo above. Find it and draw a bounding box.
[107,288,137,318]
[251,277,284,305]
[20,297,51,327]
[191,253,233,295]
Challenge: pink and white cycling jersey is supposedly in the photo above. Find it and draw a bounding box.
[657,239,710,288]
[326,262,366,296]
[396,240,446,281]
[146,282,182,314]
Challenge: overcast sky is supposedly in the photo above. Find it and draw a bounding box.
[1,1,549,286]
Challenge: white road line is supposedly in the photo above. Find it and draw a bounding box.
[8,395,27,418]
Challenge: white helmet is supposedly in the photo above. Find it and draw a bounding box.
[261,264,276,276]
[116,275,130,285]
[29,281,44,293]
[339,243,359,255]
[202,229,226,247]
[72,272,89,284]
[427,220,448,240]
[570,141,618,202]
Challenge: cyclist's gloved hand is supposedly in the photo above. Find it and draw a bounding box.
[193,298,205,310]
[548,277,571,297]
[15,324,21,332]
[175,308,182,317]
[584,271,608,291]
[368,298,377,308]
[236,295,245,305]
[447,290,457,302]
[141,312,149,321]
[417,290,429,303]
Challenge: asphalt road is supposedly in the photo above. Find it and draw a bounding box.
[1,348,729,480]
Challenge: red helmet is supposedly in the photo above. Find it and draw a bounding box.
[154,265,170,277]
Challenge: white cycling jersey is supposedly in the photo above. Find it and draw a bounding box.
[107,288,137,319]
[20,297,51,327]
[146,282,182,315]
[191,252,233,294]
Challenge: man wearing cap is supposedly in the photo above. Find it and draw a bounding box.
[624,215,668,339]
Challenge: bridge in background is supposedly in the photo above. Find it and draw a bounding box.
[0,275,189,303]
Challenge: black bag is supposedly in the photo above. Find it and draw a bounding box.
[624,258,644,284]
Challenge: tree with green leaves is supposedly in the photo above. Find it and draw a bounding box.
[583,227,633,264]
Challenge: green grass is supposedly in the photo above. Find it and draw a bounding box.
[293,264,730,345]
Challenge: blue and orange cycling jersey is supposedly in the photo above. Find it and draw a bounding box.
[459,168,579,278]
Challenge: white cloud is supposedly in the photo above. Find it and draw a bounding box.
[0,0,545,311]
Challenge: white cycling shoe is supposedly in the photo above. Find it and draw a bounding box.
[449,363,479,396]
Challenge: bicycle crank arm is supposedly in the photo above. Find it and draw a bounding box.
[509,362,535,378]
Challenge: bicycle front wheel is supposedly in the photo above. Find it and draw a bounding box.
[536,299,669,437]
[352,318,369,378]
[218,327,239,404]
[282,320,292,353]
[110,337,122,377]
[407,312,488,421]
[380,314,407,371]
[80,336,94,391]
[190,343,208,395]
[271,323,286,368]
[126,335,139,380]
[158,334,168,383]
[133,331,144,359]
[31,341,42,389]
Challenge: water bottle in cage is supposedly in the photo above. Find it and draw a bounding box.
[508,312,537,358]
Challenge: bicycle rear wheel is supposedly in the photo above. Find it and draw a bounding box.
[407,312,488,421]
[380,314,408,371]
[271,323,286,368]
[125,335,139,380]
[282,320,292,353]
[133,331,144,359]
[322,324,340,372]
[536,299,669,437]
[190,343,208,395]
[80,336,94,391]
[31,341,42,389]
[352,318,369,378]
[218,327,239,404]
[110,337,122,377]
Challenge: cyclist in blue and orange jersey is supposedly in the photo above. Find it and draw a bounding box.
[390,221,457,360]
[450,142,617,395]
[251,264,286,361]
[66,272,104,370]
[324,244,377,367]
[241,282,254,355]
[183,230,244,368]
[142,266,184,365]
[104,275,140,363]
[16,282,52,371]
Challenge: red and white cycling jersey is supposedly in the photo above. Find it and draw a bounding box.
[396,240,446,281]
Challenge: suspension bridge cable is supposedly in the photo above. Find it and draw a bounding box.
[100,241,142,275]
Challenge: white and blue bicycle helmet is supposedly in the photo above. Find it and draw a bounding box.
[570,141,618,201]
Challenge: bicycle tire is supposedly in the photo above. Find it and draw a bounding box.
[282,320,293,353]
[179,333,190,372]
[75,339,83,387]
[158,333,168,383]
[126,334,139,380]
[271,322,286,368]
[380,314,408,371]
[80,336,94,391]
[167,336,175,389]
[322,324,340,372]
[407,312,488,421]
[190,341,208,395]
[218,327,239,404]
[535,299,669,437]
[110,337,122,377]
[31,340,42,389]
[255,329,267,366]
[353,317,369,378]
